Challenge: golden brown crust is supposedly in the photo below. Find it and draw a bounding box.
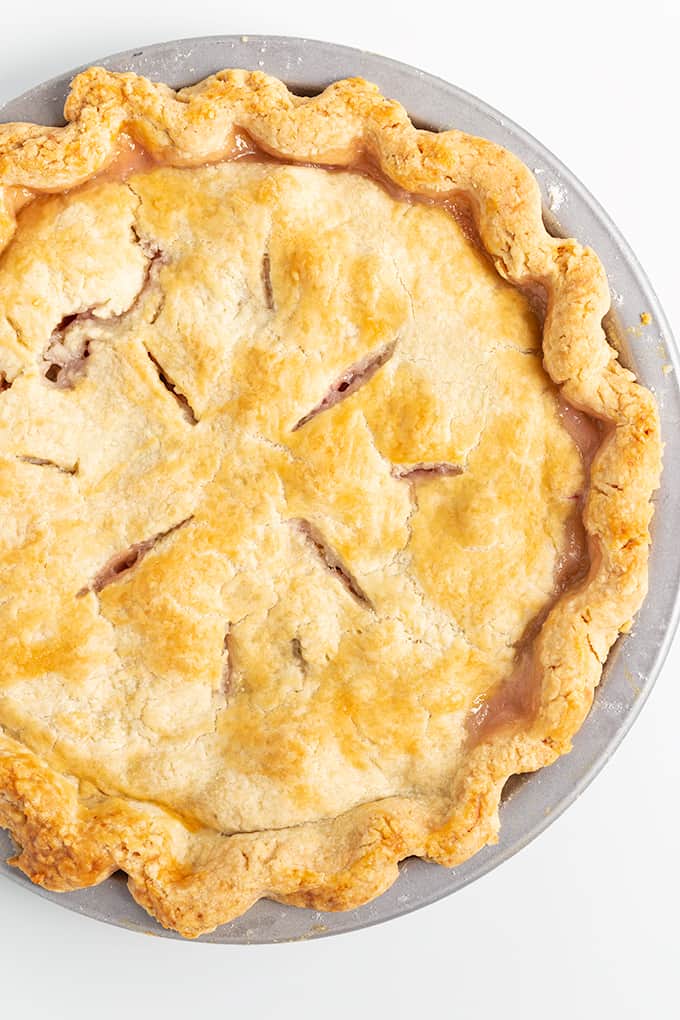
[0,68,661,937]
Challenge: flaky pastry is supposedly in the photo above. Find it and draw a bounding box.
[0,68,660,937]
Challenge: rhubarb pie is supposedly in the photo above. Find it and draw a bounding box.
[0,67,661,937]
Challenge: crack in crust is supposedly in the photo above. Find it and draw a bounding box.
[0,67,662,938]
[40,235,164,388]
[43,314,93,388]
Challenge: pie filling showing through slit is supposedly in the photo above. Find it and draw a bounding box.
[0,68,660,938]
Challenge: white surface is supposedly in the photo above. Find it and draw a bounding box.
[1,2,679,1017]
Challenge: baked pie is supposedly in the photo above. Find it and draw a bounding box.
[0,67,660,937]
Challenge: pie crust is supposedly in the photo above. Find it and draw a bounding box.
[0,68,661,937]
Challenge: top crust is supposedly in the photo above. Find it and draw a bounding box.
[0,68,661,937]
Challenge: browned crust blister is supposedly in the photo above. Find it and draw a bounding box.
[0,68,661,937]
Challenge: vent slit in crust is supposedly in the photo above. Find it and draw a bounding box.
[261,251,274,310]
[293,518,374,609]
[145,349,198,425]
[393,462,464,481]
[292,341,396,430]
[17,455,78,475]
[222,626,233,696]
[77,516,193,596]
[291,636,307,671]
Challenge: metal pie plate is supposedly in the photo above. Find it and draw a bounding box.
[1,35,678,944]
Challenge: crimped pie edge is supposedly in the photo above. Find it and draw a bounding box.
[0,68,661,937]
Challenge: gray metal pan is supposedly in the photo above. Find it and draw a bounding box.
[0,35,678,944]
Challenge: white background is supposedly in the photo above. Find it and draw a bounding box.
[1,2,679,1017]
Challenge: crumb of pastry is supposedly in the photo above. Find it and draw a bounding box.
[547,183,566,212]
